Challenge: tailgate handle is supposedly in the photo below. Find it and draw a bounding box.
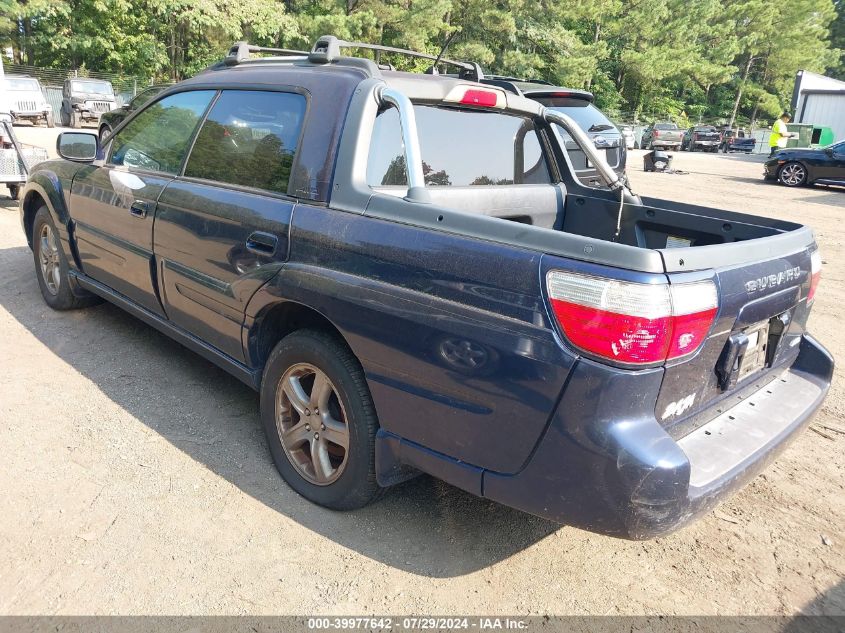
[717,332,750,391]
[246,231,278,255]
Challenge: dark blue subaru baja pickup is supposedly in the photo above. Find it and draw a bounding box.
[20,37,832,538]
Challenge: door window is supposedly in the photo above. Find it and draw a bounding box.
[109,90,215,174]
[184,90,307,195]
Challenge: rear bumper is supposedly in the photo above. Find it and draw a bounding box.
[482,334,832,538]
[693,140,719,146]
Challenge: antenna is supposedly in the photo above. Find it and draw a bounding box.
[425,30,459,75]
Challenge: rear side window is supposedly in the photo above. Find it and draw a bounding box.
[367,105,551,187]
[110,90,215,174]
[185,90,306,195]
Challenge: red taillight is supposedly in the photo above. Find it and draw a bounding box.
[653,129,660,137]
[460,89,498,107]
[808,250,821,303]
[546,272,718,365]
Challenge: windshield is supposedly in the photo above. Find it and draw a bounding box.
[71,80,113,95]
[655,123,678,130]
[5,78,40,91]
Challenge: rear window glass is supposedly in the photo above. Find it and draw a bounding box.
[367,105,551,187]
[655,123,677,130]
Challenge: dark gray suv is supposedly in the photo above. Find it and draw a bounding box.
[61,78,117,128]
[482,78,626,186]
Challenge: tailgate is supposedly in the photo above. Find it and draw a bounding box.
[656,247,817,438]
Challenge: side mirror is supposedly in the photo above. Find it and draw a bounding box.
[57,132,98,162]
[824,147,834,156]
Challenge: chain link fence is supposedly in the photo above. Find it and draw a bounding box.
[4,63,153,116]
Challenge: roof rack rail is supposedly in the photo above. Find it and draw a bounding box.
[224,41,309,66]
[308,35,485,82]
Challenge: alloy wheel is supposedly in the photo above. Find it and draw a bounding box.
[275,363,350,486]
[38,223,61,295]
[780,163,806,186]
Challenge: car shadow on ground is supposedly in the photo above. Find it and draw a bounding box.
[0,238,560,578]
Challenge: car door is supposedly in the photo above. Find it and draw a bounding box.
[70,90,216,316]
[153,89,307,361]
[824,141,845,182]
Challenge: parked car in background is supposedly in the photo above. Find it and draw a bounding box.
[619,125,636,150]
[98,84,169,142]
[641,122,683,150]
[482,78,626,185]
[720,128,755,153]
[4,76,53,127]
[764,140,845,187]
[61,78,117,128]
[682,126,720,152]
[18,35,832,539]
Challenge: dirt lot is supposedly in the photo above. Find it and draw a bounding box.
[0,126,843,616]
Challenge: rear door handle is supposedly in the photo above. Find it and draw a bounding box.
[245,231,278,255]
[129,200,149,218]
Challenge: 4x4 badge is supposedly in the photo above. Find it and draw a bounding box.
[745,267,800,293]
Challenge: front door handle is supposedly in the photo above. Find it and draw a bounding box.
[245,231,278,255]
[129,200,149,218]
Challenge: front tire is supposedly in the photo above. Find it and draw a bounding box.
[45,113,55,128]
[778,161,807,187]
[260,329,382,510]
[31,206,98,310]
[69,111,80,128]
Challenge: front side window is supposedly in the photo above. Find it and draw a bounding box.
[185,90,306,195]
[110,91,215,174]
[368,105,551,187]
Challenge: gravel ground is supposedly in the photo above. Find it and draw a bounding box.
[0,126,843,616]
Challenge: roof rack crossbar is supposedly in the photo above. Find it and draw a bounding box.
[309,35,484,81]
[225,41,309,66]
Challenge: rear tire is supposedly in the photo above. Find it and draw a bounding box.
[260,329,382,511]
[31,206,100,310]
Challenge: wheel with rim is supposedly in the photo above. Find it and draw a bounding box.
[31,206,99,310]
[69,110,80,128]
[260,329,382,510]
[778,161,807,187]
[45,112,54,128]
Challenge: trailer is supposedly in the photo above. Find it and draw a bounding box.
[0,120,48,200]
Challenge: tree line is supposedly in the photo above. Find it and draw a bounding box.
[1,0,843,126]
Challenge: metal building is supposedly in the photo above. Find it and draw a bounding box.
[791,70,845,143]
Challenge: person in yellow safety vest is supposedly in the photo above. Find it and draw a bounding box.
[769,112,795,156]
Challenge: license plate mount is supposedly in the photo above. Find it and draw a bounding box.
[736,321,770,382]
